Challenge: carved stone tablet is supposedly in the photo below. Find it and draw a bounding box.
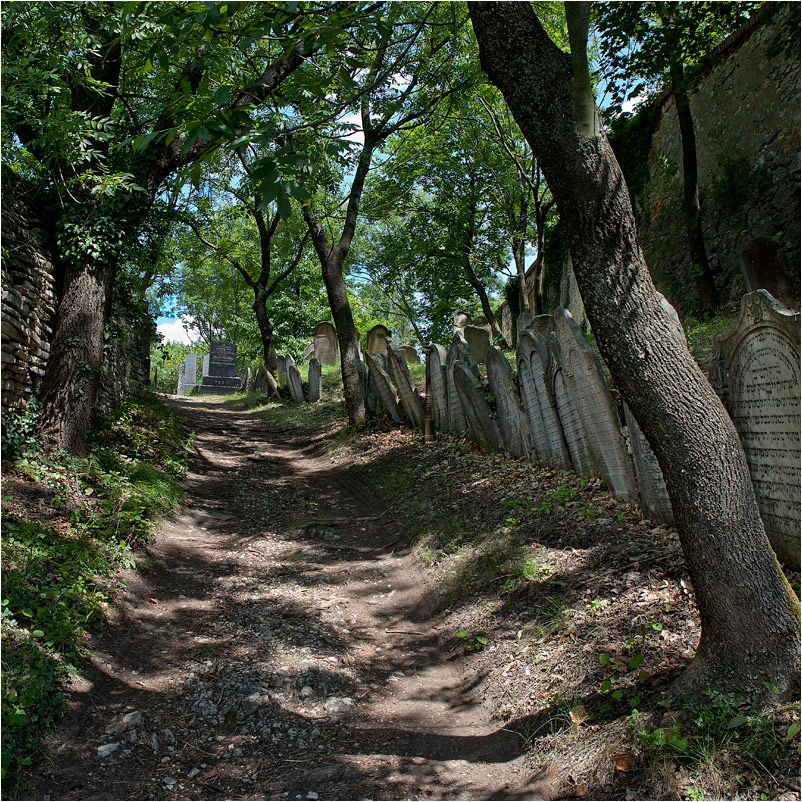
[463,325,491,364]
[365,352,401,423]
[276,355,287,385]
[202,354,210,377]
[711,290,801,567]
[365,324,391,355]
[486,346,530,459]
[517,332,569,468]
[453,311,472,335]
[262,367,279,399]
[313,321,338,364]
[307,357,322,402]
[530,315,556,339]
[554,308,637,498]
[445,335,478,434]
[302,342,315,362]
[426,344,449,429]
[453,361,501,452]
[399,345,420,364]
[287,364,305,403]
[201,342,240,394]
[386,339,423,428]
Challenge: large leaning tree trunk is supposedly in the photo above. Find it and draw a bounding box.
[469,1,799,703]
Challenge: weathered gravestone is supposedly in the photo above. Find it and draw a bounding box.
[302,342,315,362]
[200,342,240,394]
[364,352,402,422]
[307,357,322,402]
[176,363,186,395]
[445,335,478,434]
[276,355,287,385]
[547,334,595,478]
[453,361,501,452]
[453,311,472,336]
[463,324,491,364]
[365,324,391,355]
[286,363,305,403]
[313,321,338,364]
[554,308,637,498]
[184,354,198,390]
[399,345,420,364]
[202,354,210,378]
[261,367,280,398]
[486,346,530,459]
[530,315,555,339]
[425,344,449,430]
[517,332,570,468]
[386,339,423,428]
[710,289,801,567]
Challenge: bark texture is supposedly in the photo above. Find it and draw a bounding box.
[469,1,800,701]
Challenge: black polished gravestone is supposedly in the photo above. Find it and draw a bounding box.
[200,342,241,394]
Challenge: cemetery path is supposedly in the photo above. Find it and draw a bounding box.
[24,396,545,801]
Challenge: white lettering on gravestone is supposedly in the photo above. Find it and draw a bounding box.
[711,290,800,567]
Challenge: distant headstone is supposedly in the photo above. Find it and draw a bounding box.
[547,334,595,478]
[277,355,287,385]
[302,342,315,362]
[262,367,280,398]
[425,344,449,430]
[287,364,305,403]
[200,342,240,394]
[202,354,210,377]
[453,362,501,452]
[517,332,570,468]
[365,352,402,423]
[501,303,513,346]
[516,311,534,342]
[463,325,491,364]
[530,315,556,339]
[554,308,637,498]
[185,354,198,384]
[386,339,423,428]
[453,311,472,335]
[399,345,420,364]
[176,363,186,395]
[313,322,338,364]
[307,357,322,402]
[486,346,530,459]
[710,290,801,567]
[365,324,392,355]
[445,335,478,434]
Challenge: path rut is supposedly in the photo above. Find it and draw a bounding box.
[23,397,544,801]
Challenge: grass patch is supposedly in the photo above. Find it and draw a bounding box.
[684,314,739,373]
[1,394,191,787]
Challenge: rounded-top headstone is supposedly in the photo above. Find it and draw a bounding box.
[313,321,338,364]
[365,324,392,355]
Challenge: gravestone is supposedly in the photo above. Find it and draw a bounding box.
[386,339,423,428]
[425,344,449,430]
[286,363,305,403]
[453,311,472,335]
[200,342,240,394]
[276,355,287,385]
[486,346,530,459]
[501,303,513,346]
[185,354,198,386]
[463,325,491,364]
[445,335,478,434]
[202,354,210,378]
[302,342,315,362]
[313,322,338,364]
[262,367,280,398]
[365,324,391,355]
[399,345,420,364]
[307,357,322,402]
[530,315,555,339]
[176,363,186,395]
[453,362,501,452]
[365,352,402,423]
[517,332,570,468]
[547,335,595,478]
[710,289,801,567]
[554,309,637,498]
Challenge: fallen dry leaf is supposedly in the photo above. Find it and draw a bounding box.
[144,594,158,604]
[613,752,636,772]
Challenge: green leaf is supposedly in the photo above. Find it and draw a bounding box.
[599,653,610,665]
[7,712,27,726]
[726,714,748,730]
[190,161,202,190]
[476,636,488,645]
[31,629,44,638]
[20,608,33,618]
[456,630,470,638]
[628,654,644,669]
[786,722,801,742]
[612,689,624,700]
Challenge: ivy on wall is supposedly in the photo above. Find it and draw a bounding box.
[606,101,663,204]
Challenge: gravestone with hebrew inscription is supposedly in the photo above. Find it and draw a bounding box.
[176,363,186,395]
[463,325,491,364]
[386,339,423,428]
[302,342,315,362]
[486,346,530,459]
[426,344,449,430]
[365,352,402,422]
[399,345,420,364]
[365,324,391,355]
[445,335,478,434]
[554,309,637,498]
[286,363,305,403]
[313,322,338,364]
[517,332,570,468]
[710,290,801,567]
[262,367,279,398]
[202,354,210,378]
[453,362,501,452]
[547,335,595,478]
[307,357,322,402]
[200,342,240,394]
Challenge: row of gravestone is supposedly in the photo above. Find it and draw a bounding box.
[298,322,421,366]
[360,291,800,570]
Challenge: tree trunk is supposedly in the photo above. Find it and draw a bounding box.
[37,256,116,455]
[469,1,800,702]
[670,63,720,313]
[253,289,277,374]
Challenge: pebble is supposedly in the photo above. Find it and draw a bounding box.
[97,743,119,758]
[187,768,200,779]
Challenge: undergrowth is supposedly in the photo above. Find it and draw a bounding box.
[1,395,192,787]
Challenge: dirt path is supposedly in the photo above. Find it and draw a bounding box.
[24,397,544,801]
